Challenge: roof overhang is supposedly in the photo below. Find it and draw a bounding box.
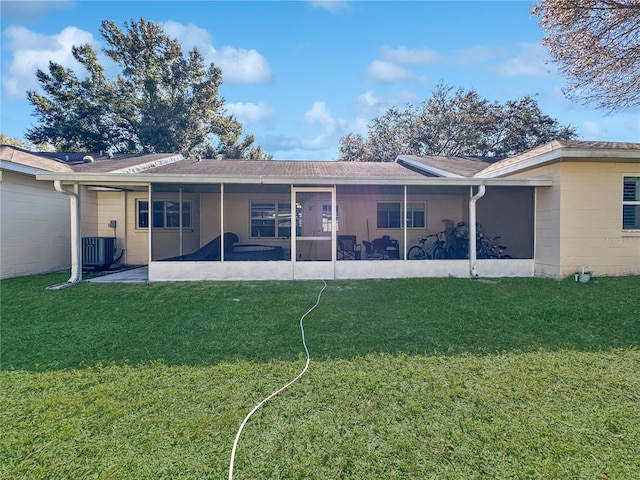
[36,171,553,187]
[478,145,640,178]
[1,160,49,176]
[396,156,465,178]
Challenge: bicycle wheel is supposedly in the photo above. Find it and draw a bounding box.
[431,246,445,259]
[408,246,427,260]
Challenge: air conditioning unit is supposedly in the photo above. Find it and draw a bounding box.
[82,237,116,269]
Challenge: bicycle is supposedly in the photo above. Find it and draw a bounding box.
[408,232,448,260]
[478,236,512,259]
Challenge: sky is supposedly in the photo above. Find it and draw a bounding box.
[1,0,639,160]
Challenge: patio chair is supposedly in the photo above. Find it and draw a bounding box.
[366,235,400,260]
[362,239,385,259]
[337,235,361,260]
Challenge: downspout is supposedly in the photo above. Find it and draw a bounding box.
[468,185,486,278]
[53,180,82,285]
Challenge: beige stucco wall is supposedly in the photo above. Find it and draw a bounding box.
[93,189,202,265]
[0,171,71,279]
[557,162,640,277]
[514,161,640,278]
[125,193,150,265]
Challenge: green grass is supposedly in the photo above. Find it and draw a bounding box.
[1,274,639,479]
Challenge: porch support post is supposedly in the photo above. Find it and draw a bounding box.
[290,185,296,263]
[179,187,183,256]
[468,184,486,277]
[403,185,408,260]
[53,181,82,284]
[220,183,225,261]
[148,183,153,263]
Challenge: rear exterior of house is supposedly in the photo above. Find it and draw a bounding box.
[0,146,73,279]
[479,141,640,278]
[27,140,640,282]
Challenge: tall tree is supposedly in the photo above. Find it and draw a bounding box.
[532,0,640,111]
[27,18,271,159]
[338,84,577,162]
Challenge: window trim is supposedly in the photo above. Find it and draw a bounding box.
[376,201,426,229]
[137,199,192,229]
[622,176,640,231]
[249,199,292,239]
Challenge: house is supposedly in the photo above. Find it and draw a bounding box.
[0,146,183,279]
[26,140,640,283]
[1,145,74,279]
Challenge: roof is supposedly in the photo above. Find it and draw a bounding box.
[145,158,428,180]
[0,145,73,174]
[397,155,499,177]
[29,139,640,188]
[475,140,640,178]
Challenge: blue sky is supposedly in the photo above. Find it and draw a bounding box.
[1,0,638,160]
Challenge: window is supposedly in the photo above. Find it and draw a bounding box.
[251,200,291,238]
[377,202,425,229]
[405,202,426,228]
[137,200,191,228]
[623,177,640,230]
[321,203,340,233]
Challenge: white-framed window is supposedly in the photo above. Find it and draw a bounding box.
[623,176,640,230]
[137,200,191,229]
[320,203,340,233]
[250,200,291,238]
[377,201,425,229]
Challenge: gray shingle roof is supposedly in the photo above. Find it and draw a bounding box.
[398,155,499,177]
[70,153,183,173]
[145,158,428,179]
[0,145,73,173]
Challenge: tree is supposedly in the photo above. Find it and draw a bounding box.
[532,0,640,111]
[0,134,31,149]
[26,18,271,159]
[338,84,577,162]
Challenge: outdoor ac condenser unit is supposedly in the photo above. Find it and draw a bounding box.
[82,237,116,269]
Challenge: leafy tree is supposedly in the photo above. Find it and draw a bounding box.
[0,134,31,149]
[532,0,640,111]
[26,18,271,159]
[338,84,577,162]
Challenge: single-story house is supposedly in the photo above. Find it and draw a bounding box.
[0,146,184,279]
[23,140,640,283]
[1,145,75,279]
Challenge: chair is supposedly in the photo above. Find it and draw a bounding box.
[367,235,400,260]
[362,239,385,259]
[337,235,361,260]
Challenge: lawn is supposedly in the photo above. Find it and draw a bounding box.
[1,274,639,479]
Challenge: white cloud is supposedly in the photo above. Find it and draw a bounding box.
[498,42,554,77]
[380,45,440,66]
[226,102,273,123]
[365,60,416,83]
[160,20,213,51]
[213,46,272,84]
[305,101,339,134]
[3,25,96,99]
[160,21,272,84]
